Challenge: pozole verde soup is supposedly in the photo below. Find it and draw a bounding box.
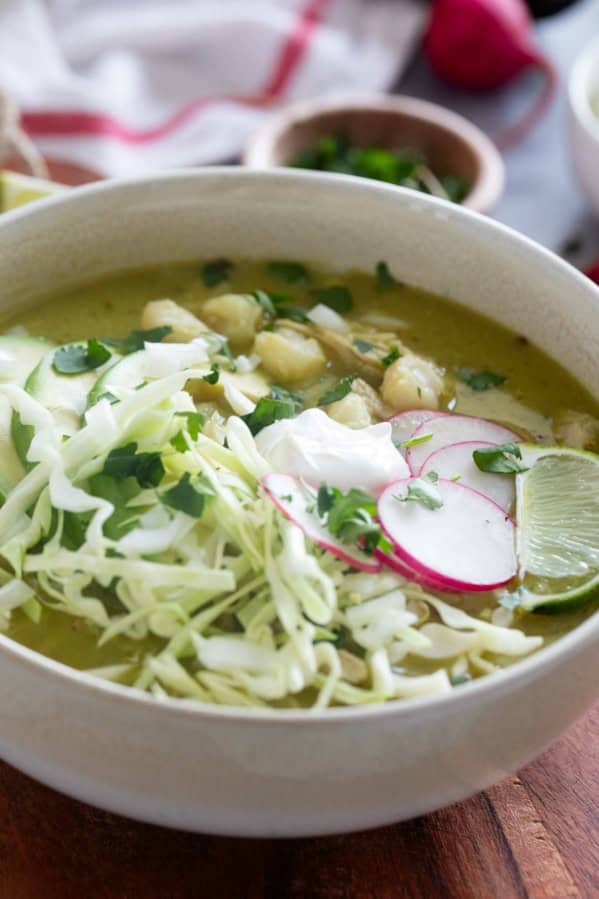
[0,258,597,709]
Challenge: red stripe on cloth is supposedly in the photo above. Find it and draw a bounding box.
[21,0,330,145]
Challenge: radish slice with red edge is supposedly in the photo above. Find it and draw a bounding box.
[378,478,516,592]
[261,473,381,573]
[420,440,515,512]
[374,548,454,592]
[406,414,521,475]
[388,409,445,450]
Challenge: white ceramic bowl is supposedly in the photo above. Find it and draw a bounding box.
[0,169,597,837]
[569,35,599,216]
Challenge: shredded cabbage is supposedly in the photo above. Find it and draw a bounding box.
[0,340,545,710]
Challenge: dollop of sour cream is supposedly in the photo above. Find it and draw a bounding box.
[255,408,409,492]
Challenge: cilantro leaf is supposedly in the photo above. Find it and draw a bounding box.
[211,336,236,371]
[175,411,205,440]
[317,375,356,406]
[268,260,309,284]
[252,290,277,318]
[270,385,304,412]
[202,363,220,385]
[450,674,472,687]
[161,472,207,518]
[312,285,353,314]
[171,412,206,452]
[317,485,382,554]
[241,397,295,435]
[276,306,312,323]
[397,472,443,510]
[52,339,111,375]
[103,326,172,355]
[353,339,375,353]
[376,260,398,290]
[457,368,506,392]
[440,174,470,204]
[472,443,528,474]
[201,258,233,287]
[381,346,401,367]
[87,473,145,541]
[102,443,165,488]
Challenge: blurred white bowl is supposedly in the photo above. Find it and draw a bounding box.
[569,35,599,216]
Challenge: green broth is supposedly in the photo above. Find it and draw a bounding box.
[2,258,598,692]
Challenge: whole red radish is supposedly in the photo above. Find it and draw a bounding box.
[424,0,557,147]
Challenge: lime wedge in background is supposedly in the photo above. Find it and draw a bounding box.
[0,170,65,212]
[516,445,599,611]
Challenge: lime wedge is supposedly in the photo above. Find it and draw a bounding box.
[0,171,65,212]
[516,445,599,611]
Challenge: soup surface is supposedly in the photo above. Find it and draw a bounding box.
[0,258,597,708]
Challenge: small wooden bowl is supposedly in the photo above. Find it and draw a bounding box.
[243,95,505,214]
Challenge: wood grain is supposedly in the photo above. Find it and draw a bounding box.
[0,706,596,899]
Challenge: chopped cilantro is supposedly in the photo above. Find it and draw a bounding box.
[161,472,206,518]
[457,368,506,392]
[102,443,165,488]
[241,396,295,435]
[317,485,382,554]
[175,411,205,440]
[276,306,312,323]
[202,363,220,385]
[317,375,356,406]
[201,258,233,287]
[312,285,353,314]
[171,411,206,452]
[216,337,237,371]
[450,673,471,687]
[268,260,309,284]
[472,443,528,474]
[376,260,398,290]
[252,290,277,318]
[353,339,375,353]
[397,471,443,511]
[439,174,470,204]
[270,385,304,412]
[382,346,401,367]
[103,326,172,355]
[52,340,111,375]
[87,473,145,541]
[289,132,469,203]
[170,431,188,453]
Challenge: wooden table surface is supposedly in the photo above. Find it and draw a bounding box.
[0,705,596,899]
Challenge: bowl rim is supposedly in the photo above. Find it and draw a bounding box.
[242,93,505,214]
[0,165,597,726]
[569,34,599,143]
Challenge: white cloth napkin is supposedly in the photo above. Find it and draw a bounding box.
[0,0,426,176]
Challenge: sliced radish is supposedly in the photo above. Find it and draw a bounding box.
[420,441,515,512]
[388,409,445,449]
[374,548,451,591]
[378,478,516,592]
[406,414,521,474]
[261,473,381,573]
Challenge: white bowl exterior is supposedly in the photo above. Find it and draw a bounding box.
[569,36,599,216]
[0,169,597,836]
